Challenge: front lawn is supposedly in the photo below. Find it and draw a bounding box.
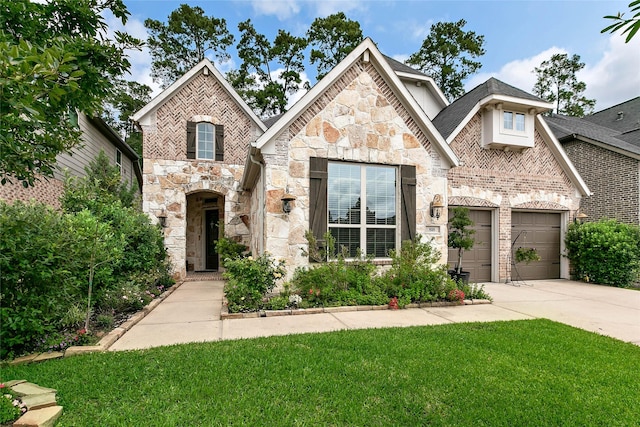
[2,319,638,426]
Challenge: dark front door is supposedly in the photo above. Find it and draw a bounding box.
[205,210,219,270]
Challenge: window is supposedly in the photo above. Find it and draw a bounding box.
[327,162,397,258]
[115,149,123,175]
[504,111,525,131]
[197,123,215,159]
[187,121,224,161]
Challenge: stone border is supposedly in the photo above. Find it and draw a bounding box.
[8,281,183,366]
[220,298,493,319]
[2,380,63,427]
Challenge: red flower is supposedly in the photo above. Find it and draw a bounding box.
[309,289,314,295]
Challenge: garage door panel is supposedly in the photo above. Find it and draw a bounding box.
[448,209,491,282]
[512,212,561,280]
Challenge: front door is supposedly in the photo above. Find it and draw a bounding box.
[205,210,219,270]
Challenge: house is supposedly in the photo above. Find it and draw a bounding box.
[133,38,590,283]
[545,97,640,225]
[0,113,142,209]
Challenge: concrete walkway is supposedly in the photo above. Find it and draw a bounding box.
[109,279,640,351]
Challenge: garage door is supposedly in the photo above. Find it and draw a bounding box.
[448,209,492,282]
[511,211,561,280]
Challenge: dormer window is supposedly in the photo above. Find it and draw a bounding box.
[504,111,525,132]
[481,104,535,150]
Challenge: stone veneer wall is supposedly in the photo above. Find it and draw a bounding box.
[139,71,262,278]
[260,60,450,274]
[563,140,639,225]
[448,114,582,281]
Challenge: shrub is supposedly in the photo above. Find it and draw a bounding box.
[223,254,286,313]
[0,388,23,424]
[215,232,248,267]
[565,219,640,287]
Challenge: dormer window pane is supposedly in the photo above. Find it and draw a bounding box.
[515,113,525,131]
[503,111,513,129]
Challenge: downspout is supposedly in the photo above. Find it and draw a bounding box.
[249,146,265,255]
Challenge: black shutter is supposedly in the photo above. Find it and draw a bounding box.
[215,125,224,161]
[309,157,328,241]
[186,121,196,159]
[400,165,416,242]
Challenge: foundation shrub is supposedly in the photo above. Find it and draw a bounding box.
[382,236,457,305]
[216,232,249,267]
[223,253,286,313]
[565,219,640,287]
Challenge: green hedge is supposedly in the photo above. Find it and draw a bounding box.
[565,219,640,287]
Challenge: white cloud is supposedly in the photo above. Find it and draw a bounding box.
[465,35,640,110]
[251,0,300,20]
[580,35,640,110]
[465,46,567,95]
[311,0,362,17]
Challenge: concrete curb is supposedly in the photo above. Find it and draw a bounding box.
[220,298,492,319]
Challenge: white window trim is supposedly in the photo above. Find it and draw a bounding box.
[501,110,527,135]
[327,162,399,259]
[196,122,215,160]
[115,148,123,176]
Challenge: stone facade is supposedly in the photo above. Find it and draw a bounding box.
[258,60,450,274]
[563,140,639,225]
[447,114,581,281]
[139,71,263,278]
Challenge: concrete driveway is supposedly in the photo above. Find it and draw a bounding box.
[483,280,640,345]
[109,279,640,351]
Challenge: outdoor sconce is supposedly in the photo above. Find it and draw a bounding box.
[575,210,588,223]
[281,192,296,214]
[430,194,444,220]
[157,210,167,228]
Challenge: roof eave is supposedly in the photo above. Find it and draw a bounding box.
[480,94,553,114]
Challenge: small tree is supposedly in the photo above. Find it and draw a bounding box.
[448,207,475,275]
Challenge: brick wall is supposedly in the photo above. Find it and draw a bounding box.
[448,114,581,281]
[0,177,64,209]
[563,140,639,225]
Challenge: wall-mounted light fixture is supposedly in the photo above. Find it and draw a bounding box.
[157,210,167,228]
[575,210,588,223]
[430,194,444,220]
[281,192,296,214]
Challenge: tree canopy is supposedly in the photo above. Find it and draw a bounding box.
[533,53,596,117]
[602,0,640,42]
[229,19,309,117]
[307,12,364,80]
[0,0,142,187]
[406,19,485,101]
[145,4,234,88]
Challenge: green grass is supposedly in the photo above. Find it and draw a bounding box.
[2,319,639,426]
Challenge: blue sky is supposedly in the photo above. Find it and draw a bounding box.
[114,0,640,111]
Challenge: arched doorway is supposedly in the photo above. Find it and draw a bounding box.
[186,191,225,272]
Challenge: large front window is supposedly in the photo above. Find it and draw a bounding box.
[328,162,396,258]
[197,123,215,159]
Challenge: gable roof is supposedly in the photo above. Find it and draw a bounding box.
[252,38,458,167]
[383,55,449,109]
[432,77,551,141]
[131,59,267,133]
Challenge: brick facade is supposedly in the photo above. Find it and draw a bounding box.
[563,140,639,225]
[0,177,65,209]
[139,69,263,278]
[448,114,581,281]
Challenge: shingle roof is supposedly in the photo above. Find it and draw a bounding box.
[583,96,640,134]
[262,114,283,129]
[382,55,430,78]
[432,77,546,139]
[545,113,640,156]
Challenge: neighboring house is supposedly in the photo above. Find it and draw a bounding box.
[0,113,142,209]
[432,78,590,282]
[545,97,640,225]
[133,38,590,283]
